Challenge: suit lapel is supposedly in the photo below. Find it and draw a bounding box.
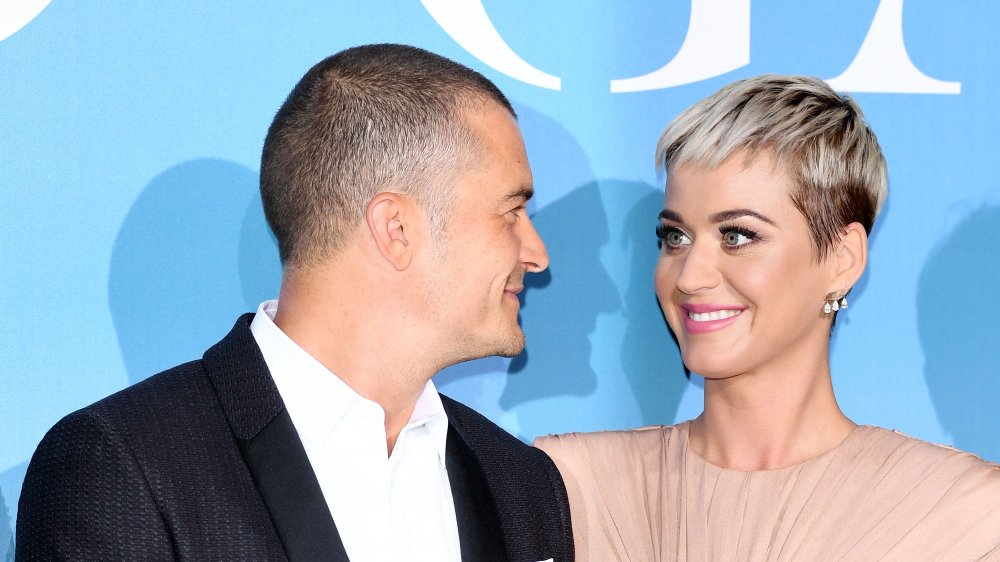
[442,395,574,562]
[239,410,349,562]
[446,425,508,562]
[203,314,348,562]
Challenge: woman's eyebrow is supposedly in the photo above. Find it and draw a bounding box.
[658,209,683,223]
[709,208,776,226]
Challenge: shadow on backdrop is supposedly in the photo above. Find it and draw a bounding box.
[500,182,620,408]
[1,484,10,562]
[619,184,687,425]
[435,102,596,391]
[109,159,280,384]
[919,204,1000,462]
[0,461,27,562]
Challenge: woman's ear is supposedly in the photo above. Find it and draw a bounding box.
[829,222,869,291]
[366,192,414,271]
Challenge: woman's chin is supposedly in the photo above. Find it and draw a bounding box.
[682,354,751,380]
[680,349,742,380]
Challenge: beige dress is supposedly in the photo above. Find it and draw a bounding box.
[536,422,1000,561]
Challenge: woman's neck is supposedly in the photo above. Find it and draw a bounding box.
[689,350,855,471]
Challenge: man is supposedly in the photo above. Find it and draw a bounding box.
[17,44,573,561]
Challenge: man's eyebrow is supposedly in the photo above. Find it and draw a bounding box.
[503,187,534,203]
[709,209,776,226]
[658,209,683,223]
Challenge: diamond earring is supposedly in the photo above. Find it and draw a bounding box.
[823,291,849,315]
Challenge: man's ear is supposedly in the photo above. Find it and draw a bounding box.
[828,222,868,292]
[366,192,415,271]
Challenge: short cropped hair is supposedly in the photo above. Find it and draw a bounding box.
[656,75,887,259]
[261,43,515,266]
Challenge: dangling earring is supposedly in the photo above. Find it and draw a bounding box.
[823,290,849,315]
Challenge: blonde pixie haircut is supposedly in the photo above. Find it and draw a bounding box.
[656,75,888,259]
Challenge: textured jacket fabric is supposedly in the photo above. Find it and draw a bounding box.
[17,314,574,561]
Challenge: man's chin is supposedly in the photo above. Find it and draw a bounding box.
[495,329,526,358]
[450,326,525,362]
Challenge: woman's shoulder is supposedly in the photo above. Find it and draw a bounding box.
[852,425,1000,478]
[535,421,687,449]
[535,422,690,471]
[845,425,1000,511]
[839,426,1000,555]
[535,424,695,558]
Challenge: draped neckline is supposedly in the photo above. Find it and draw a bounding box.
[679,420,871,474]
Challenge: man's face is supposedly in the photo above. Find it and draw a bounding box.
[422,102,548,363]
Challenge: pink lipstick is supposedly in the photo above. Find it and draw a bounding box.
[679,303,747,334]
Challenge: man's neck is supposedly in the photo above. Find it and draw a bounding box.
[274,267,439,456]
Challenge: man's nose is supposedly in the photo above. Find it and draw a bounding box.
[520,216,549,273]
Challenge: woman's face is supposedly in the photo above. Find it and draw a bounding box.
[654,151,834,379]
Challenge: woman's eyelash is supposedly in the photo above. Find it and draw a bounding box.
[655,223,686,241]
[655,223,692,250]
[655,222,761,249]
[719,224,759,238]
[719,224,761,247]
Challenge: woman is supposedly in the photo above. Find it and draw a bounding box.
[536,75,1000,560]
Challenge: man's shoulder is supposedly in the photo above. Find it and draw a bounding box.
[23,352,250,507]
[438,394,575,560]
[439,393,544,461]
[68,359,211,427]
[18,336,286,560]
[64,312,263,436]
[437,392,567,508]
[438,394,504,435]
[29,359,222,477]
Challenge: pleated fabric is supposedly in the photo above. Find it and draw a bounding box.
[536,422,1000,561]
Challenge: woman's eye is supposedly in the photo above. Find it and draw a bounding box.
[656,225,691,249]
[722,228,756,247]
[667,231,688,246]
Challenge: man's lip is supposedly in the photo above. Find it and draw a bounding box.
[504,287,523,295]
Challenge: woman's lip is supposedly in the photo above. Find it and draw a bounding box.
[680,303,747,313]
[679,304,747,334]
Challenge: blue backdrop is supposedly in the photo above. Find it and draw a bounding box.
[2,2,998,557]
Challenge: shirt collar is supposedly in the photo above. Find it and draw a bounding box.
[249,300,449,465]
[407,379,450,467]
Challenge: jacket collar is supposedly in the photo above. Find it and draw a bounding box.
[202,314,349,561]
[201,315,516,562]
[202,313,284,440]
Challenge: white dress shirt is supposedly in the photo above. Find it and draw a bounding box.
[250,300,461,562]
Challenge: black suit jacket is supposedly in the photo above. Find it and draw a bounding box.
[17,315,574,561]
